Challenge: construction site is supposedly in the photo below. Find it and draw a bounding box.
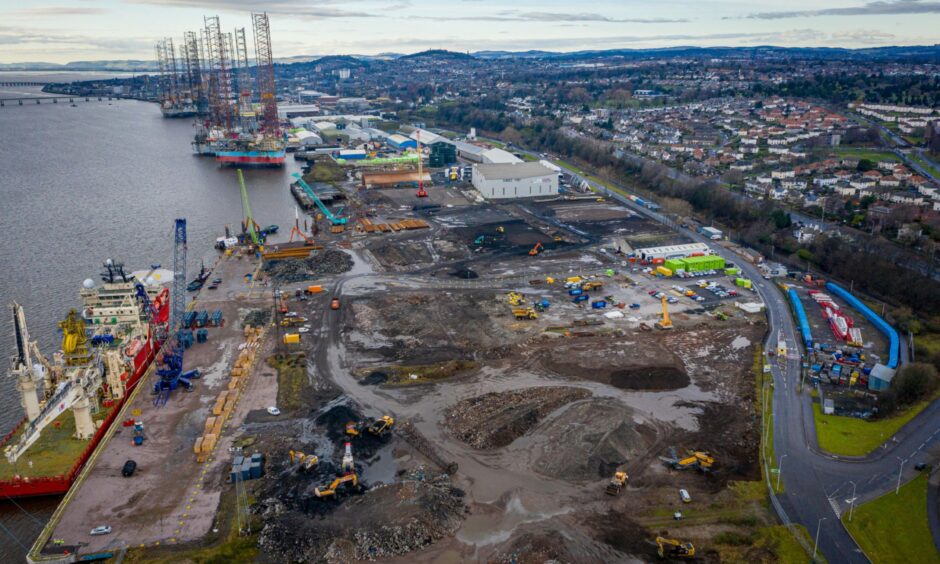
[22,108,789,562]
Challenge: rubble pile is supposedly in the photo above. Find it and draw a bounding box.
[446,386,591,449]
[265,249,354,283]
[241,308,271,328]
[255,469,465,562]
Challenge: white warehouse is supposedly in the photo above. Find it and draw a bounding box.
[471,162,559,200]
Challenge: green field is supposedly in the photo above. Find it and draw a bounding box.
[910,153,940,179]
[832,148,900,163]
[268,353,307,412]
[813,395,937,456]
[843,474,940,564]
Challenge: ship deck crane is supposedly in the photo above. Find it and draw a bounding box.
[292,173,348,226]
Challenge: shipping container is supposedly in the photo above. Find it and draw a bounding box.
[283,333,301,344]
[656,266,673,277]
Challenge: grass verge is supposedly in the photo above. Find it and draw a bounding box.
[267,353,307,412]
[812,393,939,456]
[910,153,940,179]
[843,473,940,564]
[832,148,900,163]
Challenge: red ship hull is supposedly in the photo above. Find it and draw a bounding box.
[0,333,163,499]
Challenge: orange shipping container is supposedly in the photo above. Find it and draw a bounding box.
[204,416,217,434]
[194,437,204,454]
[228,377,240,390]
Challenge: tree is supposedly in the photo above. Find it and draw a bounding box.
[857,159,875,172]
[770,209,792,229]
[891,363,939,406]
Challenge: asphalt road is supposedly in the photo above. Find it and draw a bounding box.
[558,159,940,562]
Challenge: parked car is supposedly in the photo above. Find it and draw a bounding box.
[331,297,340,310]
[90,525,112,536]
[915,462,928,471]
[121,459,137,477]
[267,406,281,416]
[679,489,692,503]
[298,327,310,334]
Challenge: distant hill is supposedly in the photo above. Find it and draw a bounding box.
[5,44,939,72]
[399,49,474,61]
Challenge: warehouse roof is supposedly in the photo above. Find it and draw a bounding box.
[453,140,486,156]
[481,148,522,164]
[474,162,556,180]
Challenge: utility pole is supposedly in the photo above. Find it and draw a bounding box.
[776,454,787,490]
[848,481,857,522]
[896,457,906,495]
[813,517,827,560]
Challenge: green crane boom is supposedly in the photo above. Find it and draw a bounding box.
[238,169,259,245]
[292,173,348,225]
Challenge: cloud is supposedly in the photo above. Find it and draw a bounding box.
[0,25,152,51]
[127,0,381,19]
[739,0,940,20]
[416,11,687,23]
[15,7,109,16]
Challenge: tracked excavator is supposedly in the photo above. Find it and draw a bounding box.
[656,294,673,330]
[314,473,359,498]
[660,447,715,472]
[368,415,395,436]
[656,537,695,559]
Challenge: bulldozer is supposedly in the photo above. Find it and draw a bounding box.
[656,537,695,559]
[512,307,538,320]
[605,471,628,496]
[660,448,715,472]
[314,473,359,498]
[368,415,395,436]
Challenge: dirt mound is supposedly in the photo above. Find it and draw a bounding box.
[256,469,465,562]
[588,509,659,560]
[241,308,271,328]
[609,366,690,390]
[449,266,478,279]
[533,399,651,481]
[542,339,690,391]
[446,386,591,449]
[264,249,354,283]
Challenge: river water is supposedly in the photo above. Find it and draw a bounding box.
[0,75,303,560]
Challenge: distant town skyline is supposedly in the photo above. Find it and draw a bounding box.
[2,0,939,64]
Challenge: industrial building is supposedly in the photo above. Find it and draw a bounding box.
[481,148,523,164]
[471,162,559,200]
[386,134,417,150]
[453,140,487,162]
[634,243,711,261]
[429,141,457,167]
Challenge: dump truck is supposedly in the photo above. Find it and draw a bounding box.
[512,308,538,320]
[582,281,604,291]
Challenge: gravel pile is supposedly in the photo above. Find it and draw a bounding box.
[446,386,591,449]
[265,249,354,283]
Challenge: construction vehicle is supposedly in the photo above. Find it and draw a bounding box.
[496,226,505,234]
[545,276,555,284]
[656,294,673,330]
[314,473,359,498]
[512,308,538,320]
[582,281,604,291]
[656,537,695,559]
[660,448,715,472]
[289,450,319,470]
[533,298,550,312]
[342,442,355,473]
[368,415,395,436]
[507,292,525,306]
[572,295,589,304]
[714,310,728,321]
[529,242,543,256]
[605,471,628,495]
[345,421,361,437]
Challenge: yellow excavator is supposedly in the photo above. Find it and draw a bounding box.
[605,471,629,496]
[582,281,604,291]
[288,450,319,470]
[656,537,695,559]
[368,415,395,436]
[656,294,673,330]
[508,292,525,306]
[314,473,358,498]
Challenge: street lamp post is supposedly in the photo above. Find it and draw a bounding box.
[776,454,788,490]
[849,481,857,522]
[896,457,907,495]
[814,517,827,560]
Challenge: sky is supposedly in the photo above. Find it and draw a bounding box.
[1,0,939,63]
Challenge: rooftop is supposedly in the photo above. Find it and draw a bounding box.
[474,162,556,180]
